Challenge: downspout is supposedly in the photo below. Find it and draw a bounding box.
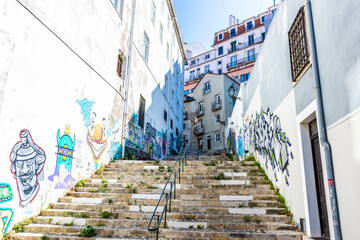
[121,0,136,159]
[305,1,342,239]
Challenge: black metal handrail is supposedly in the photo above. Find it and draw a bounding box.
[147,144,188,239]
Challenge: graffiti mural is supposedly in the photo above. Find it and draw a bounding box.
[10,129,46,207]
[243,109,293,185]
[237,135,244,158]
[0,184,12,203]
[77,98,108,169]
[0,208,13,239]
[110,141,122,160]
[124,114,171,160]
[48,126,76,189]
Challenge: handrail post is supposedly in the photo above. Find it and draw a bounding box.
[156,215,159,240]
[179,167,181,184]
[164,193,168,228]
[174,180,176,199]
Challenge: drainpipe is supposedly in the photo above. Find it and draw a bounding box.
[305,1,342,239]
[121,0,137,159]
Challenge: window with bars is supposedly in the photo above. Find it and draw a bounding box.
[138,95,145,128]
[288,7,309,82]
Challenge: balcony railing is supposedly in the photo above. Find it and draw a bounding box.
[196,108,204,117]
[227,36,265,54]
[194,126,204,136]
[211,100,222,111]
[203,88,211,95]
[227,53,259,69]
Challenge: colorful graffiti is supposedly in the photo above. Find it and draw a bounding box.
[48,126,76,189]
[0,208,13,239]
[243,109,293,185]
[124,114,171,160]
[10,129,46,207]
[237,135,244,158]
[0,184,12,203]
[77,99,108,169]
[110,141,122,160]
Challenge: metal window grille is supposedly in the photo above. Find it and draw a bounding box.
[288,7,309,82]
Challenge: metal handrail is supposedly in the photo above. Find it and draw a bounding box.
[147,144,188,239]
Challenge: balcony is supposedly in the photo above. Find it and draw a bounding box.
[194,126,204,136]
[227,53,259,69]
[203,88,211,95]
[211,100,222,111]
[227,36,265,54]
[196,108,204,117]
[229,32,237,38]
[184,112,189,120]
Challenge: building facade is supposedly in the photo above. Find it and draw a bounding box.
[0,0,185,235]
[185,74,239,152]
[226,0,360,239]
[184,5,277,83]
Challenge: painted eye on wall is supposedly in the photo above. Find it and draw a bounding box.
[16,161,23,167]
[27,158,35,165]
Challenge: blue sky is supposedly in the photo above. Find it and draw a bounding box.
[173,0,280,50]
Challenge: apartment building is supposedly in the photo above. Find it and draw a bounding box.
[0,0,185,234]
[185,74,239,151]
[184,5,277,83]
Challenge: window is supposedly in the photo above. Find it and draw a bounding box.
[203,81,211,94]
[288,7,309,82]
[241,73,250,82]
[176,128,179,136]
[230,55,237,67]
[167,15,170,29]
[218,46,223,56]
[190,70,195,80]
[218,60,222,65]
[218,69,222,74]
[197,58,199,63]
[215,133,221,142]
[198,119,203,128]
[215,114,220,124]
[170,118,173,129]
[230,41,236,52]
[143,32,150,63]
[164,110,167,122]
[112,0,125,18]
[218,33,223,40]
[272,9,277,15]
[151,2,156,25]
[205,54,210,59]
[230,28,236,37]
[189,70,195,80]
[166,43,169,60]
[215,94,220,103]
[116,51,126,79]
[190,59,196,66]
[138,95,146,128]
[246,21,253,31]
[196,68,200,78]
[205,65,210,73]
[248,34,254,45]
[198,102,204,111]
[261,16,266,23]
[160,24,163,43]
[248,49,255,61]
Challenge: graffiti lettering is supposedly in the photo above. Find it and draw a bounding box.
[145,122,156,139]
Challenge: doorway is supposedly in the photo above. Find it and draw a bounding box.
[207,136,211,150]
[309,119,330,239]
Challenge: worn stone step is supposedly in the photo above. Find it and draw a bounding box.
[19,224,303,240]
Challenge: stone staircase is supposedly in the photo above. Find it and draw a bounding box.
[10,154,304,240]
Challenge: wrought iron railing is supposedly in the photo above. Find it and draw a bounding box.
[147,144,188,239]
[227,36,265,54]
[227,53,259,69]
[211,100,222,111]
[196,108,204,117]
[194,126,204,135]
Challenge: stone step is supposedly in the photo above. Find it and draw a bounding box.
[40,209,289,223]
[57,197,280,208]
[49,202,285,215]
[32,216,297,231]
[18,224,303,240]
